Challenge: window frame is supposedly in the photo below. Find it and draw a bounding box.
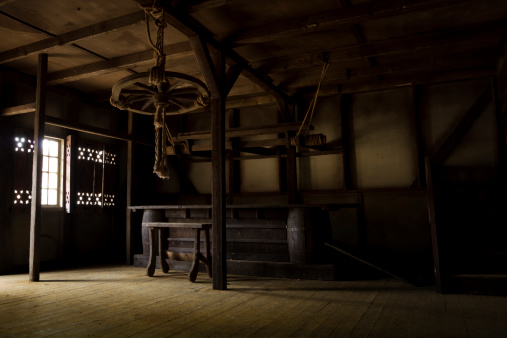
[41,136,65,208]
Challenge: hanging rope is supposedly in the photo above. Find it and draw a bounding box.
[291,57,330,147]
[140,0,170,179]
[140,1,167,87]
[153,105,170,178]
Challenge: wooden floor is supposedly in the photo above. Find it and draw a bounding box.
[1,266,506,337]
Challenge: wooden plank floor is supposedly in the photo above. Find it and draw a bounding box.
[1,266,506,337]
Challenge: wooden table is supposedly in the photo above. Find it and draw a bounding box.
[142,222,212,282]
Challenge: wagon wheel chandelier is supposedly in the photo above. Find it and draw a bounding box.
[110,1,210,179]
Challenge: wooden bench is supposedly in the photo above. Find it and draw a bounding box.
[142,222,212,282]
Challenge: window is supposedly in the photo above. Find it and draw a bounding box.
[13,136,64,207]
[41,138,64,207]
[75,144,117,208]
[13,135,116,210]
[13,136,33,206]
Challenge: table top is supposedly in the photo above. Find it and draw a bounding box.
[142,222,211,228]
[128,203,352,210]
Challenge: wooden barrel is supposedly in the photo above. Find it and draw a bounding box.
[287,208,314,264]
[141,209,164,255]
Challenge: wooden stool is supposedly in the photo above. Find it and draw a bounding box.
[143,222,212,282]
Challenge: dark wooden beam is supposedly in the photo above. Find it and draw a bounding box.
[183,0,246,13]
[224,64,243,97]
[283,49,494,89]
[432,85,492,166]
[189,36,220,98]
[183,137,287,152]
[286,138,297,204]
[174,121,309,141]
[126,111,134,265]
[135,0,292,107]
[425,157,444,293]
[0,102,35,116]
[411,85,426,187]
[230,0,467,46]
[255,18,507,74]
[29,53,47,282]
[302,66,493,98]
[337,0,379,74]
[0,11,144,64]
[47,42,193,85]
[211,53,227,290]
[185,25,228,289]
[0,0,18,7]
[44,116,130,142]
[227,108,240,195]
[340,94,352,190]
[491,75,507,191]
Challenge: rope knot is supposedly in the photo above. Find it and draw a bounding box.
[153,105,165,128]
[149,66,167,86]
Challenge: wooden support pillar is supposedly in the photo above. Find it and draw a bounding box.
[286,135,297,204]
[491,76,507,192]
[340,94,352,190]
[211,50,227,290]
[425,157,444,293]
[211,94,227,290]
[190,35,229,290]
[126,111,134,264]
[411,85,426,188]
[29,53,47,282]
[227,109,240,196]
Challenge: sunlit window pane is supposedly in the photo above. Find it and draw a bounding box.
[42,157,49,172]
[48,173,58,189]
[49,140,59,157]
[48,189,57,205]
[42,139,49,156]
[49,157,58,173]
[41,189,48,205]
[41,172,48,188]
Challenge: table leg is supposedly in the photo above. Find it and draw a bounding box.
[189,229,201,282]
[204,227,212,278]
[146,227,156,277]
[158,228,170,273]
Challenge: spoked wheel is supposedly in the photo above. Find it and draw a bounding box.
[110,71,209,115]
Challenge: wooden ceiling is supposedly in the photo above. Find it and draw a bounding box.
[1,0,506,108]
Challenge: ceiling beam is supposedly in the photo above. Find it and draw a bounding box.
[229,0,467,46]
[135,0,292,105]
[0,0,17,7]
[0,102,35,116]
[281,48,495,89]
[302,66,493,98]
[174,121,307,141]
[0,11,145,64]
[255,18,507,74]
[47,42,193,85]
[46,16,505,87]
[182,0,247,13]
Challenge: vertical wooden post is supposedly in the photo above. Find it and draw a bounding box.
[227,108,240,196]
[491,76,507,192]
[411,85,426,188]
[340,94,352,190]
[425,157,443,293]
[126,111,134,264]
[286,133,297,204]
[211,51,227,290]
[29,53,47,282]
